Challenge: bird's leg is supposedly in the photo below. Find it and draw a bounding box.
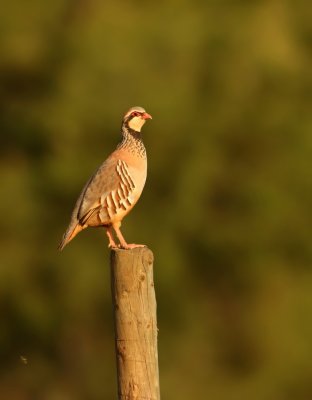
[105,227,118,248]
[113,222,145,250]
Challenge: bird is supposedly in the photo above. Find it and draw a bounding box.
[58,106,152,251]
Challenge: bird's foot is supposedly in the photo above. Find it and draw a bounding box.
[108,243,119,249]
[112,225,146,250]
[119,243,146,250]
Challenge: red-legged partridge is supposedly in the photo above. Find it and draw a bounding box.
[58,106,152,250]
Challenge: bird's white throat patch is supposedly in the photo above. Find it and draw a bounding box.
[128,116,146,132]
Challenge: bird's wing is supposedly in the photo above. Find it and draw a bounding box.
[77,157,137,224]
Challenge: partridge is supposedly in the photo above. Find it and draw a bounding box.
[58,106,152,250]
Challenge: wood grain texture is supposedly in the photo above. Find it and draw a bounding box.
[110,247,160,400]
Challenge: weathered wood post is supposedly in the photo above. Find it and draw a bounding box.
[110,247,160,400]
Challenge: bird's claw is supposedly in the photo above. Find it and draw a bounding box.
[119,243,146,250]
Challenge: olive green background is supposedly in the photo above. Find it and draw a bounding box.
[1,1,312,399]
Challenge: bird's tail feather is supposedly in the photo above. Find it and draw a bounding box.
[58,223,83,251]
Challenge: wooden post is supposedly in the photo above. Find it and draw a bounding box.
[110,247,160,400]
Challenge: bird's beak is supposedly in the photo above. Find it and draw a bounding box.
[142,112,152,120]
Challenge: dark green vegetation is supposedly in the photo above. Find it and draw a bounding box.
[1,1,311,398]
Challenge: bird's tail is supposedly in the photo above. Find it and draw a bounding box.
[58,223,83,251]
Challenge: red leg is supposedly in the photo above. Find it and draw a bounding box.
[105,227,118,248]
[113,222,145,250]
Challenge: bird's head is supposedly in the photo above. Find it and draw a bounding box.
[123,106,152,132]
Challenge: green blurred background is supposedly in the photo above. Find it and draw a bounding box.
[1,0,312,398]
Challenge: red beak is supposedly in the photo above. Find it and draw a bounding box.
[142,112,152,120]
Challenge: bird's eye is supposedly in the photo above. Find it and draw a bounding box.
[131,111,140,117]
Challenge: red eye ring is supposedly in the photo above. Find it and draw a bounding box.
[131,111,140,117]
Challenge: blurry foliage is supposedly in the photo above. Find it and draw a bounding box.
[1,0,312,399]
